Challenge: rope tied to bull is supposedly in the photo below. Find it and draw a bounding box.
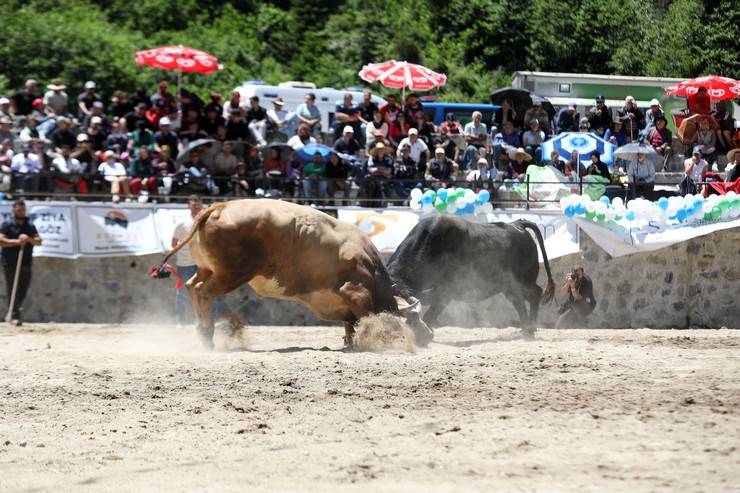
[150,263,184,289]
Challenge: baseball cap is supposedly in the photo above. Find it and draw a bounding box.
[408,128,418,135]
[91,116,103,124]
[84,81,96,90]
[650,98,660,106]
[342,125,354,134]
[435,147,445,155]
[0,97,9,105]
[692,146,703,155]
[595,94,605,102]
[159,81,168,89]
[77,133,89,142]
[93,101,104,109]
[159,117,171,126]
[32,98,44,107]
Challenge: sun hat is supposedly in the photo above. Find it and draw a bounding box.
[726,148,740,162]
[369,142,388,157]
[47,78,66,91]
[273,97,285,106]
[510,147,532,161]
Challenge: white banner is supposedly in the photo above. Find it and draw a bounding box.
[337,209,420,253]
[575,217,740,257]
[0,203,76,258]
[154,206,191,251]
[76,205,161,256]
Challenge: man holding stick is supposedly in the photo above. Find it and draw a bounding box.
[0,200,42,325]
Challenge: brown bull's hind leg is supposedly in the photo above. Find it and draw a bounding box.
[343,320,356,348]
[187,268,218,350]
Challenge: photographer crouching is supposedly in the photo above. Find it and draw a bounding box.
[555,266,597,328]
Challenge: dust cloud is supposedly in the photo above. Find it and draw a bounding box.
[355,313,416,353]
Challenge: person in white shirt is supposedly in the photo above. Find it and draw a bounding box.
[171,195,202,326]
[396,128,428,167]
[466,157,497,187]
[462,111,488,169]
[11,145,43,192]
[681,146,708,195]
[287,124,316,151]
[266,97,297,140]
[97,150,130,201]
[365,111,388,149]
[51,145,83,192]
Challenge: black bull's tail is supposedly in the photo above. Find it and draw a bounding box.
[153,204,221,277]
[517,220,556,305]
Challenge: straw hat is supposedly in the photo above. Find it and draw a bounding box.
[369,142,389,157]
[727,148,740,162]
[47,78,66,91]
[510,147,532,162]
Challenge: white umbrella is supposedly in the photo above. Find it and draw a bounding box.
[614,142,662,168]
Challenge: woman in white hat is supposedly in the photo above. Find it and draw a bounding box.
[98,150,130,202]
[725,148,740,183]
[507,147,532,181]
[642,98,665,138]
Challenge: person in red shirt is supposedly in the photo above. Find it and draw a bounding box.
[687,87,711,115]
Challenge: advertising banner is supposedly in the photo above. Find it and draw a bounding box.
[0,203,76,258]
[76,205,161,256]
[576,217,740,257]
[337,209,420,253]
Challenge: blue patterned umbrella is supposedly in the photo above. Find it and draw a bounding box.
[296,143,334,164]
[541,132,616,165]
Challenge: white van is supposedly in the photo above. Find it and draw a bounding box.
[233,81,386,137]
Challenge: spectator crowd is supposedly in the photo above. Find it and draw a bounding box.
[1,77,738,204]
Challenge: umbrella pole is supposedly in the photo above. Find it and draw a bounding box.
[177,70,182,106]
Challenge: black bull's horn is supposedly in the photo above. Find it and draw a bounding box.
[395,296,421,313]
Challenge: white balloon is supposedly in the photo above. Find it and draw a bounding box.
[481,202,493,214]
[612,197,624,208]
[410,188,423,201]
[422,203,434,213]
[410,199,421,210]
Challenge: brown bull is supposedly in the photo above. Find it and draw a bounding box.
[158,199,431,349]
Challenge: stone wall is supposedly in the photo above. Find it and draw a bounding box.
[5,227,740,329]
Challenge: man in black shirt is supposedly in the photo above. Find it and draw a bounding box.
[11,80,39,116]
[333,126,361,157]
[0,200,42,325]
[246,96,268,146]
[555,266,596,328]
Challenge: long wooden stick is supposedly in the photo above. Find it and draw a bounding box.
[5,247,24,323]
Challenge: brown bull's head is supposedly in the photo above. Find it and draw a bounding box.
[395,295,433,347]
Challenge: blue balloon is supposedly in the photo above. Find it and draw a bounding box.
[478,190,490,202]
[676,209,687,222]
[625,210,636,221]
[455,207,465,216]
[599,196,611,206]
[575,204,587,215]
[437,189,449,201]
[657,197,669,211]
[420,195,433,205]
[464,203,475,214]
[475,198,484,206]
[563,205,576,218]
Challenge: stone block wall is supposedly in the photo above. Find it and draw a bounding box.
[5,228,740,329]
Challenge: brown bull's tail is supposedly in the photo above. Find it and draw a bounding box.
[157,203,221,270]
[517,220,555,305]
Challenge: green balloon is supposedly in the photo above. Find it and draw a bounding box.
[596,213,605,222]
[585,211,596,220]
[718,200,730,210]
[703,212,712,221]
[614,215,623,221]
[711,206,722,219]
[447,195,457,204]
[434,198,446,212]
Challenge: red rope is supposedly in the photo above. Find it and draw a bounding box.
[150,263,184,289]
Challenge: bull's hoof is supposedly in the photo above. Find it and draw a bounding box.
[343,334,356,347]
[412,325,434,347]
[520,327,536,340]
[199,335,215,351]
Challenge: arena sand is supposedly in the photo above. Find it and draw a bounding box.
[1,323,738,492]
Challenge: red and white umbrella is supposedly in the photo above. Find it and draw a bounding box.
[135,45,222,74]
[358,60,447,92]
[664,75,740,100]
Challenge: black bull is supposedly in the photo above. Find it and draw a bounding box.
[387,215,555,334]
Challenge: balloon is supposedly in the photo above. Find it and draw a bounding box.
[478,190,490,202]
[575,204,587,215]
[711,206,722,219]
[463,203,475,214]
[481,202,493,214]
[599,196,611,206]
[434,197,447,212]
[625,210,636,221]
[676,209,687,222]
[422,203,434,213]
[464,189,476,204]
[420,195,433,205]
[612,197,624,208]
[437,188,448,201]
[563,205,575,218]
[410,199,421,210]
[585,211,596,221]
[475,198,484,206]
[410,188,423,201]
[657,197,669,211]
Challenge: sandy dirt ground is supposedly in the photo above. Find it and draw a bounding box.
[1,323,739,493]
